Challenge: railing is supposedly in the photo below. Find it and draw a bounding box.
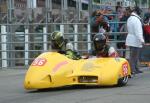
[0,22,128,69]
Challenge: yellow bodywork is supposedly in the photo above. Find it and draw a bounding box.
[24,52,131,90]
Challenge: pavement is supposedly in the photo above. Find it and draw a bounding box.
[0,69,27,77]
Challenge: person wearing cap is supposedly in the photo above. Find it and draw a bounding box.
[90,10,110,40]
[104,6,113,14]
[126,6,145,74]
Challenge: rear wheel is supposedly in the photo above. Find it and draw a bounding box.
[117,76,128,86]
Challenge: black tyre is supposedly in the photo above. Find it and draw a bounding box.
[117,76,128,86]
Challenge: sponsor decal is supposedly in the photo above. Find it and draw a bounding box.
[31,58,47,66]
[52,61,68,73]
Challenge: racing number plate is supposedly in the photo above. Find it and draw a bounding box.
[31,58,47,66]
[122,63,128,76]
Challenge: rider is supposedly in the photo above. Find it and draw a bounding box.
[50,31,81,60]
[90,33,118,57]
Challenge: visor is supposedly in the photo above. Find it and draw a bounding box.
[94,41,105,51]
[52,36,64,48]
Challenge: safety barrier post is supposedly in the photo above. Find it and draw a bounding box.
[60,25,64,33]
[43,27,47,51]
[25,29,29,66]
[87,24,91,50]
[1,25,7,68]
[74,24,78,50]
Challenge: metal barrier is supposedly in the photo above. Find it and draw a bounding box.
[0,22,128,69]
[1,0,149,69]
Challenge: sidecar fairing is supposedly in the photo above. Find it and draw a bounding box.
[24,52,131,90]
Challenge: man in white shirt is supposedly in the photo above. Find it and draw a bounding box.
[126,6,145,74]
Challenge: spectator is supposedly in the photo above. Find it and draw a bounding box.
[117,7,132,57]
[143,7,150,43]
[116,6,124,20]
[90,10,110,40]
[144,7,150,23]
[126,6,145,74]
[120,7,132,28]
[103,6,117,32]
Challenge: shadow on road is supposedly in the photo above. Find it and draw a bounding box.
[27,85,123,93]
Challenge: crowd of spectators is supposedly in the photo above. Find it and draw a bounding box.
[90,5,150,58]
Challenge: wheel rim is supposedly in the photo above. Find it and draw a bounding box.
[122,76,128,83]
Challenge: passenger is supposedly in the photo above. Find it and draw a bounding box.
[50,31,81,60]
[86,33,118,58]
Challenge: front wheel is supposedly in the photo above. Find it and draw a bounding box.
[117,76,128,86]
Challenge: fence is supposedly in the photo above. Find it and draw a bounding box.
[1,0,150,70]
[0,22,129,69]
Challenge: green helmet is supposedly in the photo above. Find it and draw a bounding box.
[51,31,65,49]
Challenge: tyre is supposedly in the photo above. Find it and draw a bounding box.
[117,76,128,86]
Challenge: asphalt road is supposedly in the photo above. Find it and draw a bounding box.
[0,67,150,103]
